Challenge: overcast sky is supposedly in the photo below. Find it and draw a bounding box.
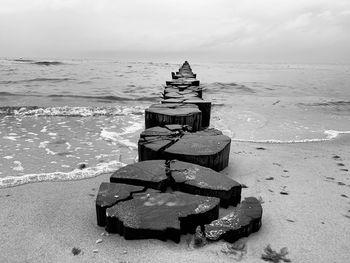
[1,0,350,62]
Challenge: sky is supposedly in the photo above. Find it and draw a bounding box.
[0,0,350,63]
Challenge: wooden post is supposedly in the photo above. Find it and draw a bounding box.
[138,126,231,172]
[205,197,263,242]
[145,103,202,132]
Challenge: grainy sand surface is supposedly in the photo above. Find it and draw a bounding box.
[1,136,350,263]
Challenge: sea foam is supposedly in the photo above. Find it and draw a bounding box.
[0,160,126,189]
[0,106,145,117]
[231,130,350,144]
[100,122,143,149]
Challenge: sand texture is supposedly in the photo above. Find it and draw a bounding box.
[1,136,350,262]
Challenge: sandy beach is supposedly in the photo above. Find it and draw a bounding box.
[2,0,350,261]
[1,133,349,263]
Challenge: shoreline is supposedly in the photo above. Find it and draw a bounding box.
[1,136,349,262]
[1,132,350,189]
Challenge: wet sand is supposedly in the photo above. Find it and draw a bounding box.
[1,135,349,262]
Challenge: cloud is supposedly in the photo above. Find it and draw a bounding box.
[0,0,349,62]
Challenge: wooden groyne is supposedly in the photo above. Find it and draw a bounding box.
[95,61,262,243]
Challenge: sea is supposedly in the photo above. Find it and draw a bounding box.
[1,58,350,188]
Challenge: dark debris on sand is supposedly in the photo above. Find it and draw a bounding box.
[192,226,207,248]
[71,247,81,256]
[77,163,87,169]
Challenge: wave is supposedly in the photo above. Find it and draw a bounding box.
[32,61,64,66]
[0,78,74,84]
[231,130,350,144]
[0,91,18,96]
[100,122,144,149]
[0,106,145,116]
[12,59,64,65]
[299,101,350,107]
[298,101,350,111]
[0,92,158,102]
[47,94,158,102]
[27,77,72,82]
[0,160,126,189]
[205,82,255,94]
[13,59,34,63]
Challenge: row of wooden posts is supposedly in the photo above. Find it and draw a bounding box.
[140,61,230,171]
[95,62,262,243]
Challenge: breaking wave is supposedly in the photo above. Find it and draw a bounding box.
[0,106,146,117]
[231,130,350,144]
[100,122,144,149]
[0,160,126,189]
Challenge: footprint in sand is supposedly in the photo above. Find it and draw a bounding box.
[331,155,348,172]
[256,147,266,150]
[332,155,341,160]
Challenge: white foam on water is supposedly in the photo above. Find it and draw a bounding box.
[45,148,56,155]
[0,160,126,189]
[12,106,145,117]
[100,129,137,149]
[324,130,350,139]
[13,161,24,172]
[65,142,72,150]
[100,122,143,150]
[39,141,50,148]
[3,136,17,141]
[231,130,350,144]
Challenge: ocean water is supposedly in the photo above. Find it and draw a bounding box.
[1,58,350,187]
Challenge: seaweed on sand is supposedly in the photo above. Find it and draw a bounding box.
[221,241,247,261]
[261,244,291,262]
